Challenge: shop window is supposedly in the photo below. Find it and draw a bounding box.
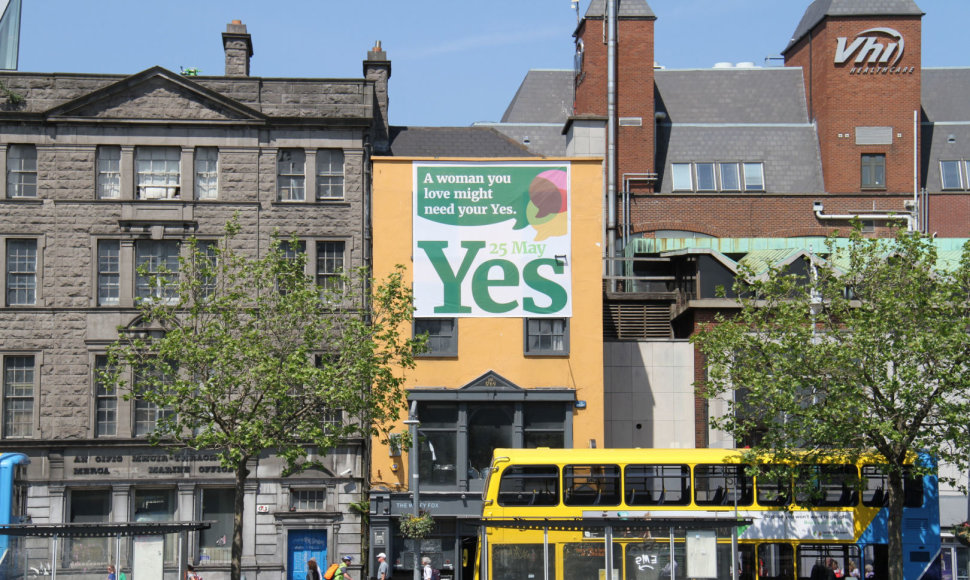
[524,318,568,356]
[97,146,121,199]
[414,318,457,357]
[3,355,34,438]
[468,404,513,482]
[94,355,116,437]
[6,144,36,198]
[194,147,219,199]
[523,404,565,448]
[418,404,459,486]
[861,154,886,189]
[66,489,111,568]
[134,488,177,563]
[136,146,181,199]
[277,149,306,201]
[316,149,344,199]
[6,239,37,306]
[199,489,234,564]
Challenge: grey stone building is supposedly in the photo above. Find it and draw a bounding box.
[0,21,389,580]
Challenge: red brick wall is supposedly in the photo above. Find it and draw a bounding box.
[785,16,922,195]
[575,16,656,190]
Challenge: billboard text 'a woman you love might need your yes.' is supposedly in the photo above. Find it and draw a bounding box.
[413,162,571,318]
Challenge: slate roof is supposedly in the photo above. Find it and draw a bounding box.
[655,68,809,124]
[785,0,924,53]
[652,68,822,194]
[920,68,970,191]
[386,126,532,158]
[478,124,569,157]
[584,0,655,19]
[501,70,573,124]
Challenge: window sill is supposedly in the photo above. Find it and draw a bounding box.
[524,352,570,358]
[860,186,887,191]
[415,353,458,359]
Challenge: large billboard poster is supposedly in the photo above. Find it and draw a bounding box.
[413,161,571,318]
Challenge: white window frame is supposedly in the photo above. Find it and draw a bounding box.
[277,149,306,202]
[3,355,35,438]
[695,162,716,192]
[940,160,963,190]
[136,146,181,200]
[97,146,121,199]
[6,144,37,199]
[93,355,117,437]
[135,240,180,302]
[194,147,219,200]
[742,162,765,192]
[316,240,345,293]
[6,239,37,306]
[315,149,345,200]
[671,163,693,191]
[97,240,120,306]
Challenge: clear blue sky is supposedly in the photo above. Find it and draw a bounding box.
[15,0,970,127]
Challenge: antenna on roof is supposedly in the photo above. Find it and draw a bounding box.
[571,0,580,24]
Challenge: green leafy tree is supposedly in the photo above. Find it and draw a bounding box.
[694,227,970,580]
[104,219,422,580]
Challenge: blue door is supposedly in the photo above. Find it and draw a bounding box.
[288,530,328,580]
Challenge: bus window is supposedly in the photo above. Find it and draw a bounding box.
[624,465,690,506]
[861,465,889,507]
[755,466,791,507]
[794,465,857,507]
[796,545,860,580]
[861,465,924,508]
[564,465,621,506]
[757,543,794,580]
[492,544,555,580]
[498,465,559,506]
[563,543,621,580]
[694,465,753,507]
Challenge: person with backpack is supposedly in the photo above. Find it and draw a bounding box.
[333,555,353,580]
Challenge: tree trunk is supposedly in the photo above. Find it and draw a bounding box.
[887,469,905,580]
[231,461,250,580]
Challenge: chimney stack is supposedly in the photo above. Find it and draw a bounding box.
[223,20,253,77]
[364,41,392,154]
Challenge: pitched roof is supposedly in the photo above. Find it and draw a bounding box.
[387,126,532,158]
[655,68,809,124]
[584,0,655,19]
[501,70,573,124]
[786,0,924,53]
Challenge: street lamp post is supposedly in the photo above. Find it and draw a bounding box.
[403,402,421,580]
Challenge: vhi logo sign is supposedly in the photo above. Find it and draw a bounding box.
[834,27,915,75]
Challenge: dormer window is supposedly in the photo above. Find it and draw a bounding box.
[136,147,181,200]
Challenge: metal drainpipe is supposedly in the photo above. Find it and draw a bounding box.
[606,0,617,292]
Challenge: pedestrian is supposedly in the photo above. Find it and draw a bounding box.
[421,557,432,580]
[376,553,390,580]
[307,558,321,580]
[186,564,200,580]
[107,565,117,580]
[334,555,353,580]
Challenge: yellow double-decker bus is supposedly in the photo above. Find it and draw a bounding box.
[477,448,940,580]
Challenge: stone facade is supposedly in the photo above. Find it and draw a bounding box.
[0,23,389,580]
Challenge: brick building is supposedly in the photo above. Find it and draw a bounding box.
[482,0,970,570]
[0,22,387,580]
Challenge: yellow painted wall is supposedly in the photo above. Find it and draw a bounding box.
[370,157,604,491]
